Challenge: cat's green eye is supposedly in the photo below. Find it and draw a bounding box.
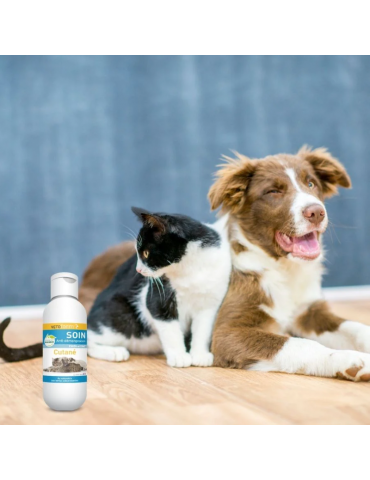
[143,250,149,259]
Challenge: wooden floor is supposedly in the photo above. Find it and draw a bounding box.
[1,300,370,425]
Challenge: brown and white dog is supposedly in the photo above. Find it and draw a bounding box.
[210,146,370,382]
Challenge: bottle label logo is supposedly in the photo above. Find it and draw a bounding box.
[44,334,56,347]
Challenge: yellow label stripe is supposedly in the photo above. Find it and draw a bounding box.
[43,323,87,330]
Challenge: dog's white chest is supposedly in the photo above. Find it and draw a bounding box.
[260,259,324,331]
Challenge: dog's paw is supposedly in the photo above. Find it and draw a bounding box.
[191,351,214,367]
[88,345,130,362]
[332,351,370,382]
[166,352,192,368]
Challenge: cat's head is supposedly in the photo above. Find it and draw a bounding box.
[131,207,189,278]
[52,358,63,367]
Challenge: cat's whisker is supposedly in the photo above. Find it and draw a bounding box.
[158,278,165,303]
[154,277,163,303]
[123,231,137,243]
[121,223,138,238]
[134,241,139,254]
[157,277,166,302]
[152,277,159,300]
[125,232,142,250]
[120,223,142,247]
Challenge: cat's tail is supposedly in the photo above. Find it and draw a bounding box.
[0,317,42,362]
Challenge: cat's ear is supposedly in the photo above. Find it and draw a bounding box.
[131,207,151,222]
[141,214,167,237]
[131,207,167,237]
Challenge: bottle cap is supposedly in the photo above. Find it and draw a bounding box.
[50,272,78,299]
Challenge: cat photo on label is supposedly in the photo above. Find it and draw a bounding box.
[87,207,232,367]
[44,357,87,373]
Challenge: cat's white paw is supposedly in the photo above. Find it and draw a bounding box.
[88,345,130,362]
[166,352,192,368]
[191,351,214,367]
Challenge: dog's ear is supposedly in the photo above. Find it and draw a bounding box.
[298,146,351,197]
[208,153,256,213]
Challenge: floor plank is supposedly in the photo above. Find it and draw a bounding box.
[1,301,370,424]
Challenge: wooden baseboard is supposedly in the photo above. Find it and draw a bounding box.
[323,285,370,302]
[0,305,46,321]
[0,285,369,320]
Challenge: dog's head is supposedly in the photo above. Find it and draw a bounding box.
[208,146,351,261]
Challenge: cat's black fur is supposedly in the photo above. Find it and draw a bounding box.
[146,276,178,320]
[88,255,153,338]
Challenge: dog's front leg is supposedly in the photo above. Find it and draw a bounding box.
[213,319,370,381]
[292,300,370,353]
[249,335,370,381]
[212,307,370,381]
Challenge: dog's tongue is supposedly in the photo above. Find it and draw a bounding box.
[292,232,320,257]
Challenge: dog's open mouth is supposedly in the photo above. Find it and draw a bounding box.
[275,231,321,260]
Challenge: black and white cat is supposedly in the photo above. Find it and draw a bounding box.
[87,207,232,367]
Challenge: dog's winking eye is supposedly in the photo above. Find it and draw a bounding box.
[266,189,281,195]
[143,250,149,259]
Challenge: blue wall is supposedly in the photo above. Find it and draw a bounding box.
[1,56,370,306]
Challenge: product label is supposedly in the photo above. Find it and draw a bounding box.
[43,323,87,384]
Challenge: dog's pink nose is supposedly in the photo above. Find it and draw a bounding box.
[303,204,325,225]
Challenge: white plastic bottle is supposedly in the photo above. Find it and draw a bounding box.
[43,272,87,411]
